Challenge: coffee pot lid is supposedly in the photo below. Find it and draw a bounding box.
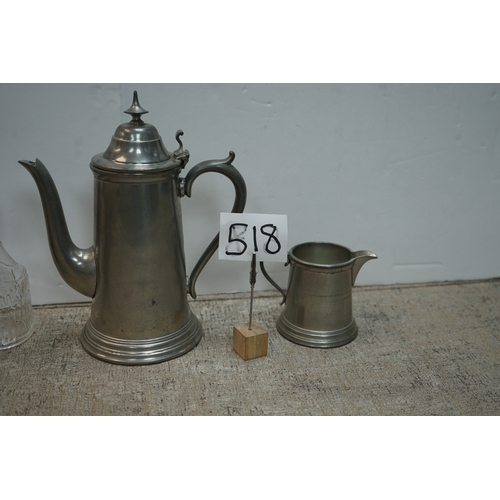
[91,91,179,172]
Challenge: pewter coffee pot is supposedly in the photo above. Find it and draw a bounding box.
[19,92,246,365]
[261,242,376,348]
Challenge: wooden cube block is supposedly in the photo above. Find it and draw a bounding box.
[233,322,268,360]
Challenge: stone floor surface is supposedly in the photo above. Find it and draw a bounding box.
[1,280,499,415]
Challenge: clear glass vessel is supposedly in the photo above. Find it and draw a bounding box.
[0,241,33,349]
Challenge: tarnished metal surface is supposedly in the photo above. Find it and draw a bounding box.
[19,92,246,364]
[262,242,377,348]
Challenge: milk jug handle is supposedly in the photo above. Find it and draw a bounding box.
[260,261,287,305]
[181,151,247,299]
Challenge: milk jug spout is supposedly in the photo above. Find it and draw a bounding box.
[351,250,378,285]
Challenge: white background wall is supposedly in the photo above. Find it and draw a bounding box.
[1,83,499,305]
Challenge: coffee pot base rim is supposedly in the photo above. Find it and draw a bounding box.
[80,313,203,365]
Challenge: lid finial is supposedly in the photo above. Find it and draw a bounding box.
[124,91,149,124]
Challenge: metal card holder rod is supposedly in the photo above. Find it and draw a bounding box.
[248,252,257,330]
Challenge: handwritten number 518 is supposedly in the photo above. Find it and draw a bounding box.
[225,223,282,256]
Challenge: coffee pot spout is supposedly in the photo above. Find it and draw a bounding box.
[351,250,377,285]
[18,159,96,298]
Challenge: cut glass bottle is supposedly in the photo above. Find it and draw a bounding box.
[0,241,34,349]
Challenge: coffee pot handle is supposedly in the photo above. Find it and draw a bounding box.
[181,151,247,299]
[259,261,288,305]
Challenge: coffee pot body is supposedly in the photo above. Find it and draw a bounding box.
[19,92,246,364]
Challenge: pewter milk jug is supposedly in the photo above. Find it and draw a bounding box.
[19,92,246,365]
[261,242,376,348]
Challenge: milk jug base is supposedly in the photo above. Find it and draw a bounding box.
[80,312,203,365]
[276,314,358,349]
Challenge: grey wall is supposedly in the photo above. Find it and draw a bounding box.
[1,83,499,305]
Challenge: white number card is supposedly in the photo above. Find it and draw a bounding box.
[219,213,288,262]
